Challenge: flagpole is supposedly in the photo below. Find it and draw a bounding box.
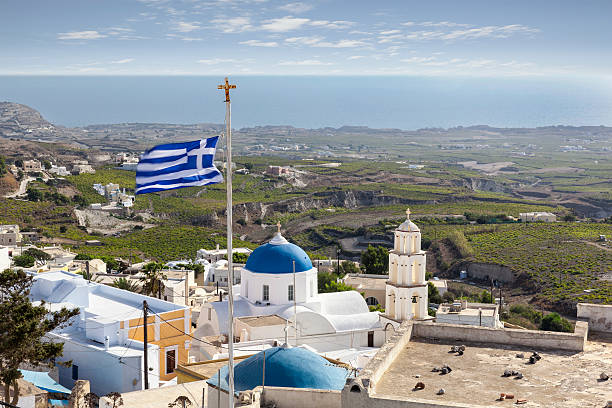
[218,76,236,408]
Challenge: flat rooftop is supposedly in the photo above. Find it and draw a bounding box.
[374,336,612,407]
[238,315,287,327]
[437,306,496,318]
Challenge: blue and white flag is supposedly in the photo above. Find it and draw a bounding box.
[136,137,223,195]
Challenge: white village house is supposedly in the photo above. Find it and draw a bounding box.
[29,271,191,396]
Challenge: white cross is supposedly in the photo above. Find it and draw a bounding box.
[187,141,213,170]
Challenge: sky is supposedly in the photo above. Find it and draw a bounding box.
[1,0,611,78]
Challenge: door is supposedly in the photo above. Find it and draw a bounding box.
[368,331,374,347]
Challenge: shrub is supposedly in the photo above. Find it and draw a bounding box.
[540,312,573,333]
[13,254,35,268]
[442,291,455,303]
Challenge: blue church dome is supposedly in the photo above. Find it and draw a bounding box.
[245,233,312,274]
[207,346,349,394]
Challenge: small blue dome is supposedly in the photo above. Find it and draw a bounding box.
[207,347,349,393]
[245,240,312,274]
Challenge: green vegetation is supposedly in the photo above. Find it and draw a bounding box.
[0,156,6,176]
[503,304,543,330]
[111,277,140,293]
[140,262,167,298]
[13,254,35,268]
[446,230,474,258]
[428,282,442,304]
[0,269,79,406]
[540,312,573,332]
[317,272,354,293]
[360,245,389,275]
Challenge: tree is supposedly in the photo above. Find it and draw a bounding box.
[427,282,442,304]
[169,396,192,408]
[112,277,140,293]
[13,254,35,268]
[26,188,44,202]
[140,262,167,299]
[317,272,354,293]
[105,392,124,408]
[562,214,576,222]
[184,263,204,278]
[0,156,6,176]
[540,312,573,333]
[100,256,119,272]
[42,160,52,170]
[74,254,93,261]
[479,290,494,304]
[339,260,360,275]
[23,248,51,263]
[224,253,249,263]
[83,392,100,408]
[0,269,79,406]
[360,245,389,275]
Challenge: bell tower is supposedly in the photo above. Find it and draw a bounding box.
[385,208,428,321]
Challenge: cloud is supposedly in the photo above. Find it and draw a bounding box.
[198,58,240,65]
[309,20,354,29]
[379,23,539,43]
[260,16,310,32]
[211,16,253,33]
[57,31,107,40]
[278,59,333,66]
[239,39,278,47]
[173,21,200,32]
[278,2,313,13]
[348,55,365,60]
[285,36,366,48]
[111,58,135,64]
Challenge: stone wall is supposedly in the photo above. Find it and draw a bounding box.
[577,303,612,332]
[412,321,588,352]
[262,387,340,408]
[466,263,514,283]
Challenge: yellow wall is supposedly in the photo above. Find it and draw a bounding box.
[122,310,191,382]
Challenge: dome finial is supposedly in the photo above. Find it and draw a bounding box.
[270,222,289,245]
[406,208,411,219]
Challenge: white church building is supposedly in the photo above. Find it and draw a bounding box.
[195,226,385,360]
[385,209,429,321]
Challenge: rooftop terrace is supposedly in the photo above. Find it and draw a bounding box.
[374,334,612,407]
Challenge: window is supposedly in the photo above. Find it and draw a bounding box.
[263,285,269,301]
[72,365,79,380]
[288,284,294,301]
[207,308,212,321]
[165,347,177,375]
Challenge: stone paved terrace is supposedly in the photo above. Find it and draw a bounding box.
[374,334,612,407]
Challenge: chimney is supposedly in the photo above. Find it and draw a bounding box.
[104,336,110,350]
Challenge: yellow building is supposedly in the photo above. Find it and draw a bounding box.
[123,308,192,382]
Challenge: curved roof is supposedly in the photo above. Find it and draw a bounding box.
[396,208,420,232]
[245,233,312,274]
[207,346,349,394]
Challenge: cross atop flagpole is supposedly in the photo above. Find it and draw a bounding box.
[218,76,236,408]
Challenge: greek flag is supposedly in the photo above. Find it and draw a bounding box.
[135,137,223,195]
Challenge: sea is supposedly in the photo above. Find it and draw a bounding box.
[1,75,612,130]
